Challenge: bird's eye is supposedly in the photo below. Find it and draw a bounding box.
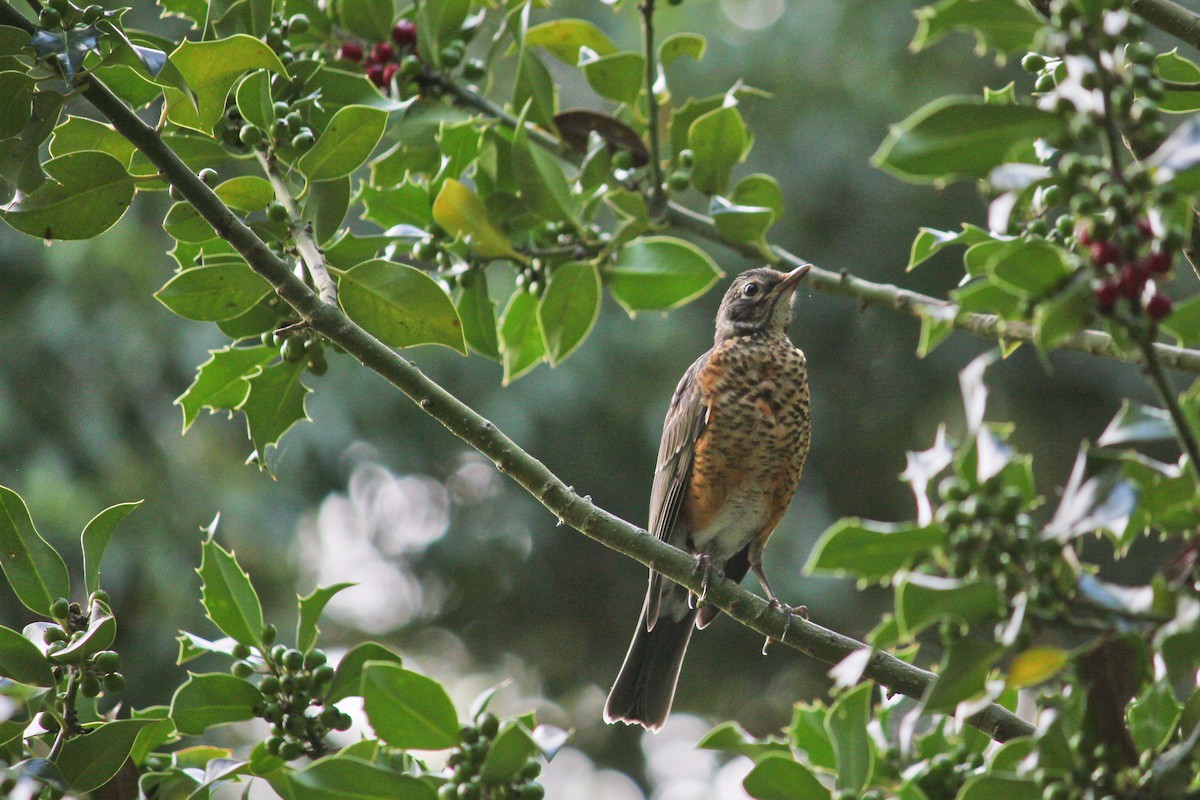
[743,282,760,297]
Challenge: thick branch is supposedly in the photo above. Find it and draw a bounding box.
[438,79,1200,376]
[257,152,337,305]
[25,20,1039,741]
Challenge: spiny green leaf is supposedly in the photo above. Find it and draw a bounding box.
[1,151,135,240]
[197,533,265,647]
[361,662,459,750]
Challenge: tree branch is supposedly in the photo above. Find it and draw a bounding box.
[1139,336,1200,483]
[23,21,1039,742]
[1132,0,1200,51]
[437,78,1200,376]
[256,151,338,306]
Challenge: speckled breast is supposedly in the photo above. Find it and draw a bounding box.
[684,333,811,561]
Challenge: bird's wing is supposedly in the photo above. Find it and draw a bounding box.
[644,351,710,629]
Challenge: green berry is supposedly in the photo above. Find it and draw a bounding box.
[39,7,62,29]
[281,649,304,671]
[271,119,291,141]
[261,624,277,646]
[272,101,290,117]
[438,785,458,800]
[292,130,315,150]
[240,125,265,147]
[312,664,335,686]
[517,784,544,800]
[102,672,125,693]
[519,759,541,779]
[307,355,329,376]
[263,703,284,723]
[43,626,67,644]
[284,112,303,135]
[91,589,110,605]
[267,202,289,223]
[232,642,253,660]
[457,782,481,800]
[668,170,690,191]
[303,650,327,670]
[400,54,422,79]
[412,238,438,262]
[462,58,486,80]
[81,674,101,698]
[198,168,219,186]
[93,650,121,674]
[287,14,309,34]
[678,149,695,168]
[50,597,70,619]
[478,712,499,739]
[232,660,255,678]
[335,712,352,731]
[279,741,303,760]
[266,736,283,756]
[1021,53,1046,73]
[1035,72,1056,93]
[260,674,281,694]
[81,4,103,23]
[612,150,634,170]
[440,43,465,67]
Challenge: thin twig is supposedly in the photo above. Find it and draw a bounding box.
[639,0,666,218]
[256,151,338,306]
[0,0,1039,740]
[46,669,77,762]
[1139,336,1200,483]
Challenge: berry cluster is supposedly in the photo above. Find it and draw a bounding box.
[260,328,328,375]
[43,593,126,698]
[240,627,349,760]
[914,748,986,800]
[667,149,694,192]
[37,0,104,30]
[1030,699,1139,800]
[1019,0,1182,323]
[336,17,485,97]
[438,712,545,800]
[935,474,1072,621]
[1082,221,1173,320]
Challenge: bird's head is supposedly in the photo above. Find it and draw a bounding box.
[714,265,811,343]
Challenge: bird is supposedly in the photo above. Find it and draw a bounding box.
[604,264,813,732]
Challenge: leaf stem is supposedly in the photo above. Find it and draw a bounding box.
[257,151,338,306]
[639,0,666,218]
[47,669,78,762]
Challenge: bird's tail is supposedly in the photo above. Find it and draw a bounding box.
[604,589,696,732]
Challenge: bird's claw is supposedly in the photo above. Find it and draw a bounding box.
[689,554,714,610]
[762,601,808,655]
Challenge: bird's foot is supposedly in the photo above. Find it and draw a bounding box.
[762,600,808,655]
[688,554,715,610]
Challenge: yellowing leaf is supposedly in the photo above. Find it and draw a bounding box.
[432,179,518,259]
[1006,647,1069,689]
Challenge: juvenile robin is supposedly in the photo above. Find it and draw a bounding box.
[604,264,813,732]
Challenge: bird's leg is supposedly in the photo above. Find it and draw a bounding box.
[750,544,807,654]
[689,553,715,609]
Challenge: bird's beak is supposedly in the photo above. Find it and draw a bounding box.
[771,264,811,296]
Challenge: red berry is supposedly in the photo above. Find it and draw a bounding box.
[372,42,395,63]
[382,63,399,86]
[1090,240,1120,266]
[1077,225,1094,247]
[1137,218,1155,239]
[1117,265,1146,299]
[392,19,417,47]
[1143,250,1171,274]
[338,41,363,62]
[1147,293,1173,321]
[1095,282,1118,312]
[366,63,386,87]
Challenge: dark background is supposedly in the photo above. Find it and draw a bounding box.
[0,0,1185,796]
